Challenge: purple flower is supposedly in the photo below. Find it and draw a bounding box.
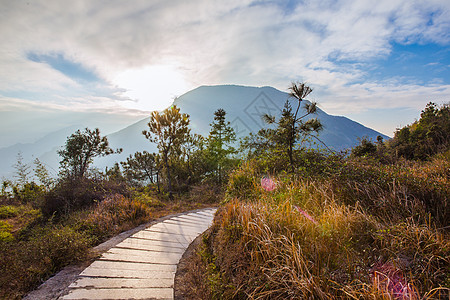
[261,177,276,191]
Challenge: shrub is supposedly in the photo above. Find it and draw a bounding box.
[226,162,260,201]
[12,182,46,208]
[0,205,20,219]
[0,220,14,243]
[0,224,91,299]
[42,177,130,218]
[76,194,151,243]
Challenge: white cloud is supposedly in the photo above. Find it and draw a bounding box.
[0,0,449,138]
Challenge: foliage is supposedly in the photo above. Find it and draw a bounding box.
[181,133,207,185]
[262,82,323,172]
[242,82,326,173]
[387,102,449,160]
[33,158,54,188]
[0,220,14,242]
[75,194,152,243]
[13,152,31,187]
[226,161,260,201]
[58,128,121,179]
[206,109,237,185]
[0,205,20,219]
[143,105,190,198]
[0,225,92,299]
[12,182,46,208]
[121,151,160,186]
[351,136,377,157]
[41,177,129,217]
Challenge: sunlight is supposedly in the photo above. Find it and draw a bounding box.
[114,65,191,111]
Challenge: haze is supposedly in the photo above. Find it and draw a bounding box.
[1,0,449,148]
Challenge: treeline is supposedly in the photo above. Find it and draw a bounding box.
[3,85,449,219]
[351,101,450,161]
[1,105,240,217]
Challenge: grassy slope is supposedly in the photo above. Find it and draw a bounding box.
[181,156,450,299]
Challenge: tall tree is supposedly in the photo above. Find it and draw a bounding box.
[33,158,53,188]
[207,109,236,184]
[58,128,121,179]
[181,133,204,184]
[13,152,30,187]
[263,82,324,172]
[143,105,190,198]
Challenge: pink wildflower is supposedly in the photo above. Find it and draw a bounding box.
[261,177,276,191]
[371,261,418,300]
[293,206,318,224]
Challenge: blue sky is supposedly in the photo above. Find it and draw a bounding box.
[0,0,449,147]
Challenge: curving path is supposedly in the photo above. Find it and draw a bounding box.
[59,208,216,300]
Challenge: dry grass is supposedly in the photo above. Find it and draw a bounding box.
[184,158,449,299]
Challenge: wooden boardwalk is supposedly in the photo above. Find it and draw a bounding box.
[58,208,216,300]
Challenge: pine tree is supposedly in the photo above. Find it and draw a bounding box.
[121,151,159,186]
[13,152,30,187]
[207,109,236,184]
[33,158,53,188]
[263,82,323,172]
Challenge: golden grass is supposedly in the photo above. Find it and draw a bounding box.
[191,161,450,299]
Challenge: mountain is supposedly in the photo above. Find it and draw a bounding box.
[0,85,389,179]
[172,85,389,148]
[0,126,81,180]
[96,85,389,169]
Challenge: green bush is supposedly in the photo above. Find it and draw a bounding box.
[13,182,46,208]
[0,220,14,243]
[0,205,20,219]
[226,162,259,200]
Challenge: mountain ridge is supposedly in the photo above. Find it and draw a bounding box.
[0,84,389,179]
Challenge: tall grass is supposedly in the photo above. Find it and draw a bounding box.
[186,157,449,299]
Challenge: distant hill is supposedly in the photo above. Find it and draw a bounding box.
[0,126,80,180]
[0,85,389,179]
[172,85,389,148]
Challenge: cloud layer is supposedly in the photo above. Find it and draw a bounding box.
[1,0,449,140]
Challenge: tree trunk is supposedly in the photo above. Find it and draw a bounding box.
[156,171,161,194]
[164,152,173,199]
[288,142,295,173]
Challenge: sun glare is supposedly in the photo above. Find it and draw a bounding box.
[114,65,190,111]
